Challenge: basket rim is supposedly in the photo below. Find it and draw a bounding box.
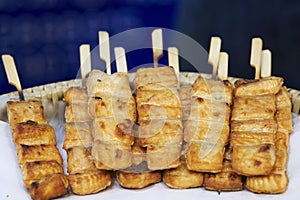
[1,72,300,115]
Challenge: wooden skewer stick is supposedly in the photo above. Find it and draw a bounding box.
[152,29,163,68]
[208,37,221,79]
[217,52,229,81]
[99,31,111,75]
[2,54,24,100]
[168,47,179,73]
[168,47,180,87]
[261,49,272,77]
[79,44,92,87]
[250,37,263,79]
[114,47,128,73]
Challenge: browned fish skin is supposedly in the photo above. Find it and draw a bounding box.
[133,66,178,89]
[185,75,232,173]
[7,101,68,199]
[63,122,92,149]
[192,76,232,104]
[63,84,112,195]
[117,171,161,189]
[29,174,68,200]
[7,100,46,126]
[162,85,204,189]
[133,66,182,170]
[12,122,56,146]
[231,77,283,176]
[92,118,134,146]
[63,87,88,104]
[64,103,91,122]
[245,87,292,194]
[68,172,111,195]
[203,160,243,192]
[233,76,283,97]
[88,95,136,122]
[163,161,204,189]
[86,71,135,171]
[21,161,63,188]
[17,144,63,165]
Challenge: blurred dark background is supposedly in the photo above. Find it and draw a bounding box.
[0,0,299,94]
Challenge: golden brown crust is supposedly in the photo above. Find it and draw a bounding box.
[87,70,132,98]
[88,96,136,122]
[117,171,161,189]
[8,100,68,199]
[17,145,63,165]
[29,173,68,200]
[92,140,132,170]
[137,104,182,121]
[92,118,134,146]
[139,120,183,147]
[246,171,288,194]
[245,86,291,194]
[21,161,63,188]
[93,160,113,171]
[231,144,276,176]
[184,120,229,144]
[63,122,92,150]
[68,172,111,195]
[63,87,88,104]
[189,98,230,123]
[203,161,243,191]
[67,146,97,174]
[275,130,290,151]
[7,101,46,126]
[275,107,293,133]
[64,103,91,122]
[192,76,232,104]
[231,119,277,134]
[12,121,56,145]
[230,132,275,147]
[163,162,203,189]
[231,95,276,121]
[136,88,181,108]
[186,142,225,173]
[230,78,283,178]
[233,76,283,97]
[273,149,288,173]
[133,66,178,89]
[146,144,181,170]
[275,87,292,108]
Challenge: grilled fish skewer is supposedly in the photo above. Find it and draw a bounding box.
[7,101,68,200]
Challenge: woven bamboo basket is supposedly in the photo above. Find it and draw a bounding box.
[1,72,299,122]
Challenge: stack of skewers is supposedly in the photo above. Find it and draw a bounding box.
[1,29,294,200]
[63,43,111,195]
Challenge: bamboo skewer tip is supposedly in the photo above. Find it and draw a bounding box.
[152,29,163,68]
[208,37,222,79]
[2,54,24,100]
[250,37,263,79]
[168,47,180,87]
[79,44,92,87]
[261,49,272,78]
[168,47,179,73]
[217,52,229,81]
[99,31,111,75]
[114,47,128,73]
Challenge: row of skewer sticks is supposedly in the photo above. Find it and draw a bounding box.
[2,29,271,98]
